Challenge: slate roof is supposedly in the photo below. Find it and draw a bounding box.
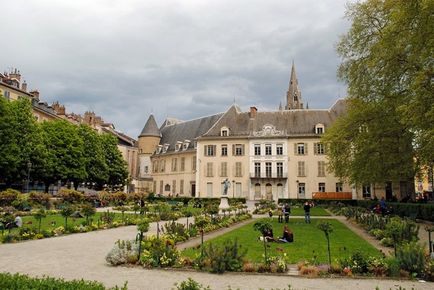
[139,114,161,137]
[158,113,224,152]
[202,99,347,138]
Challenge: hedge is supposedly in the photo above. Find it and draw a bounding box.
[147,196,246,205]
[0,272,127,290]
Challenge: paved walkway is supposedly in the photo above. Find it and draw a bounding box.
[0,215,433,290]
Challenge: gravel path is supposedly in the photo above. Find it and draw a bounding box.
[1,219,433,290]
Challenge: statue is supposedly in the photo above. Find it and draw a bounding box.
[223,178,231,195]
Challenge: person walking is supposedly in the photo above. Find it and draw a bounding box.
[303,201,311,223]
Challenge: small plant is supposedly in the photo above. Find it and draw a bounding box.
[81,203,96,225]
[172,278,211,290]
[396,241,425,276]
[253,220,273,266]
[317,221,333,266]
[34,209,46,233]
[60,204,74,229]
[136,218,150,261]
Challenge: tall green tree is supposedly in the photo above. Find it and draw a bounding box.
[101,133,128,189]
[78,124,109,189]
[41,120,86,190]
[326,0,434,188]
[0,97,46,185]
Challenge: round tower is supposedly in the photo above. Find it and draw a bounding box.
[137,115,161,192]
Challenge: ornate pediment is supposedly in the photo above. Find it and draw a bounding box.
[253,124,283,137]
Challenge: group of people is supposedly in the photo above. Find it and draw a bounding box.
[271,201,315,224]
[260,224,294,243]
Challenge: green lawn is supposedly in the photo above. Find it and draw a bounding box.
[182,218,381,264]
[283,206,330,216]
[2,212,136,234]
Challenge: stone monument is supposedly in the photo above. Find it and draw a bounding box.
[219,178,231,212]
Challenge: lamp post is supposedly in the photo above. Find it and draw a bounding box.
[26,161,32,193]
[426,226,434,258]
[232,180,235,198]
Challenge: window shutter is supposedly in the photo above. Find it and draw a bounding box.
[304,143,308,155]
[204,145,207,156]
[294,143,297,155]
[232,144,235,156]
[314,143,318,155]
[242,144,245,155]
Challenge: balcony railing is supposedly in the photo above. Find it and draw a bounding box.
[250,172,287,178]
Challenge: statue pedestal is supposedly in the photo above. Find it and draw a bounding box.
[219,195,230,214]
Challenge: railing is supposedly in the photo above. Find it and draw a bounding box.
[250,173,287,178]
[312,192,352,199]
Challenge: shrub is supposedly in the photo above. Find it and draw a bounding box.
[140,236,179,267]
[172,278,211,290]
[0,189,20,206]
[58,189,84,204]
[385,257,401,277]
[396,242,426,276]
[0,272,127,290]
[29,191,51,208]
[201,239,247,273]
[110,191,127,206]
[106,239,139,266]
[384,217,419,249]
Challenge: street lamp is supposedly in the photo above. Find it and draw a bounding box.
[426,226,434,258]
[232,180,235,198]
[26,161,32,193]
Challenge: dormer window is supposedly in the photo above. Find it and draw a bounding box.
[315,123,325,134]
[193,141,197,149]
[175,141,182,152]
[221,126,229,137]
[162,144,169,153]
[183,140,190,151]
[156,145,163,154]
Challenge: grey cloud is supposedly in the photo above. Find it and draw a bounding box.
[0,0,351,137]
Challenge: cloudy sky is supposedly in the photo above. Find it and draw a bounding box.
[0,0,350,137]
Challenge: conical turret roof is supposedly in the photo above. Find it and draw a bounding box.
[139,114,161,138]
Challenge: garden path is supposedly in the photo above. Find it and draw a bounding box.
[1,217,433,290]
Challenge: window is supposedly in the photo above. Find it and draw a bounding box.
[194,141,197,149]
[265,144,272,155]
[297,161,305,177]
[297,143,306,155]
[180,157,185,171]
[318,182,326,192]
[221,127,229,136]
[298,183,305,198]
[153,181,156,193]
[315,124,325,134]
[220,162,227,177]
[318,161,326,177]
[314,143,325,155]
[363,185,371,198]
[235,162,242,177]
[192,156,196,171]
[164,184,170,192]
[206,162,213,177]
[265,162,272,178]
[254,162,261,178]
[236,182,242,197]
[175,142,182,152]
[336,182,343,192]
[182,141,190,151]
[162,144,169,153]
[160,160,166,172]
[152,161,158,173]
[234,144,244,156]
[172,180,176,194]
[171,158,177,172]
[4,90,10,99]
[277,162,283,178]
[276,144,283,155]
[205,145,216,156]
[159,180,163,194]
[207,182,213,197]
[221,145,228,156]
[156,145,162,154]
[180,180,184,195]
[254,144,261,156]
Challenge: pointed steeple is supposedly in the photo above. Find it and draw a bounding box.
[278,102,283,111]
[306,102,309,109]
[285,61,304,110]
[139,114,161,138]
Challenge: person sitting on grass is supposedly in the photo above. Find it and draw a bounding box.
[259,227,276,242]
[279,225,294,243]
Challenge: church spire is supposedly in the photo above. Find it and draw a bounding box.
[285,61,304,110]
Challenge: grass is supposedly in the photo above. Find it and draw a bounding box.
[1,211,136,234]
[181,218,381,263]
[282,206,330,216]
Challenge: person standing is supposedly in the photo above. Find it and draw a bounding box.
[284,203,291,223]
[277,204,284,223]
[303,201,311,223]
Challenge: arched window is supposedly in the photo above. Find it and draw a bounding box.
[266,183,273,201]
[254,183,261,199]
[277,183,283,199]
[164,184,171,191]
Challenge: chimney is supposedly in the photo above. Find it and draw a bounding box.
[21,80,27,92]
[52,101,66,115]
[9,68,21,82]
[29,90,40,101]
[249,106,257,118]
